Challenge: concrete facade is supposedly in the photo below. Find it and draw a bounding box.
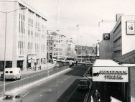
[99,33,113,59]
[0,0,47,71]
[47,31,54,62]
[47,31,76,61]
[75,45,96,63]
[99,14,135,102]
[111,15,135,61]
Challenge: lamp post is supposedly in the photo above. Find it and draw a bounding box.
[0,7,26,97]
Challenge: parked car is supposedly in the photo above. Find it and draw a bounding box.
[4,67,21,80]
[2,93,22,102]
[78,78,90,90]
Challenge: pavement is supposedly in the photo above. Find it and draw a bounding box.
[0,68,72,102]
[0,63,56,77]
[22,63,56,75]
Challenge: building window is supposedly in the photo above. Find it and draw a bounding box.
[19,13,25,34]
[18,41,24,55]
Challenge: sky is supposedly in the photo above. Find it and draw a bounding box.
[26,0,135,46]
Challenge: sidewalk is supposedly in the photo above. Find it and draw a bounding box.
[21,63,56,75]
[0,63,56,77]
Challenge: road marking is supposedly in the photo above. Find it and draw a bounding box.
[40,94,43,97]
[0,70,47,87]
[0,68,72,100]
[0,65,55,87]
[22,91,30,97]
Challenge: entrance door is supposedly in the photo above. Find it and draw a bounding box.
[17,60,23,70]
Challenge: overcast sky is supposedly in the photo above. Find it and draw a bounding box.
[27,0,135,46]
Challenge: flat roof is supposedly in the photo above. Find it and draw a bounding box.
[18,0,47,21]
[121,64,135,67]
[93,59,120,67]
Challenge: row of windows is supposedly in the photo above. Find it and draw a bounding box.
[18,41,46,54]
[19,14,46,36]
[19,19,25,34]
[28,18,33,27]
[53,48,63,51]
[53,52,62,56]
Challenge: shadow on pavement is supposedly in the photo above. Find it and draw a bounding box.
[57,65,89,102]
[57,79,79,102]
[57,79,88,102]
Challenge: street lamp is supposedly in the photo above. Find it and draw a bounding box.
[0,6,27,97]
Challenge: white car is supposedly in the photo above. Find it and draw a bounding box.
[2,94,22,102]
[4,68,21,80]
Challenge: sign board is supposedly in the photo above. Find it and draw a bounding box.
[27,54,36,63]
[126,21,135,35]
[92,66,128,82]
[103,33,110,40]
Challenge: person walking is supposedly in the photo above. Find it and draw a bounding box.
[93,89,101,102]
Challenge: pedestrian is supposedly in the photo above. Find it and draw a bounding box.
[76,60,78,66]
[93,89,101,102]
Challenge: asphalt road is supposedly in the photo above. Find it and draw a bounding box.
[0,65,68,96]
[22,65,89,102]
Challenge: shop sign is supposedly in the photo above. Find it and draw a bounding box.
[103,33,110,40]
[126,21,135,35]
[27,54,36,63]
[92,66,128,82]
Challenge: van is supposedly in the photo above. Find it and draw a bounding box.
[4,68,21,80]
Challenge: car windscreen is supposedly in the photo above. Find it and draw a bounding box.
[66,58,74,60]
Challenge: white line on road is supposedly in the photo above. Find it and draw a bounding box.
[22,91,30,97]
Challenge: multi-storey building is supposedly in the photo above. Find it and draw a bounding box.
[47,31,76,61]
[0,0,47,71]
[75,45,96,63]
[47,30,54,62]
[51,32,67,60]
[99,14,135,63]
[65,37,76,59]
[99,33,113,59]
[111,15,135,63]
[99,14,135,102]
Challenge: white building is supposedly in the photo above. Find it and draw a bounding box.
[47,31,76,61]
[52,32,67,60]
[65,37,76,59]
[0,0,47,71]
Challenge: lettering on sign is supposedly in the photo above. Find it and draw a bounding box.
[92,67,128,82]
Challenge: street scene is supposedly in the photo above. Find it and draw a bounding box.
[0,0,135,102]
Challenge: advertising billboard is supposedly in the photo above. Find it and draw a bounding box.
[103,33,110,40]
[126,21,135,35]
[92,66,128,82]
